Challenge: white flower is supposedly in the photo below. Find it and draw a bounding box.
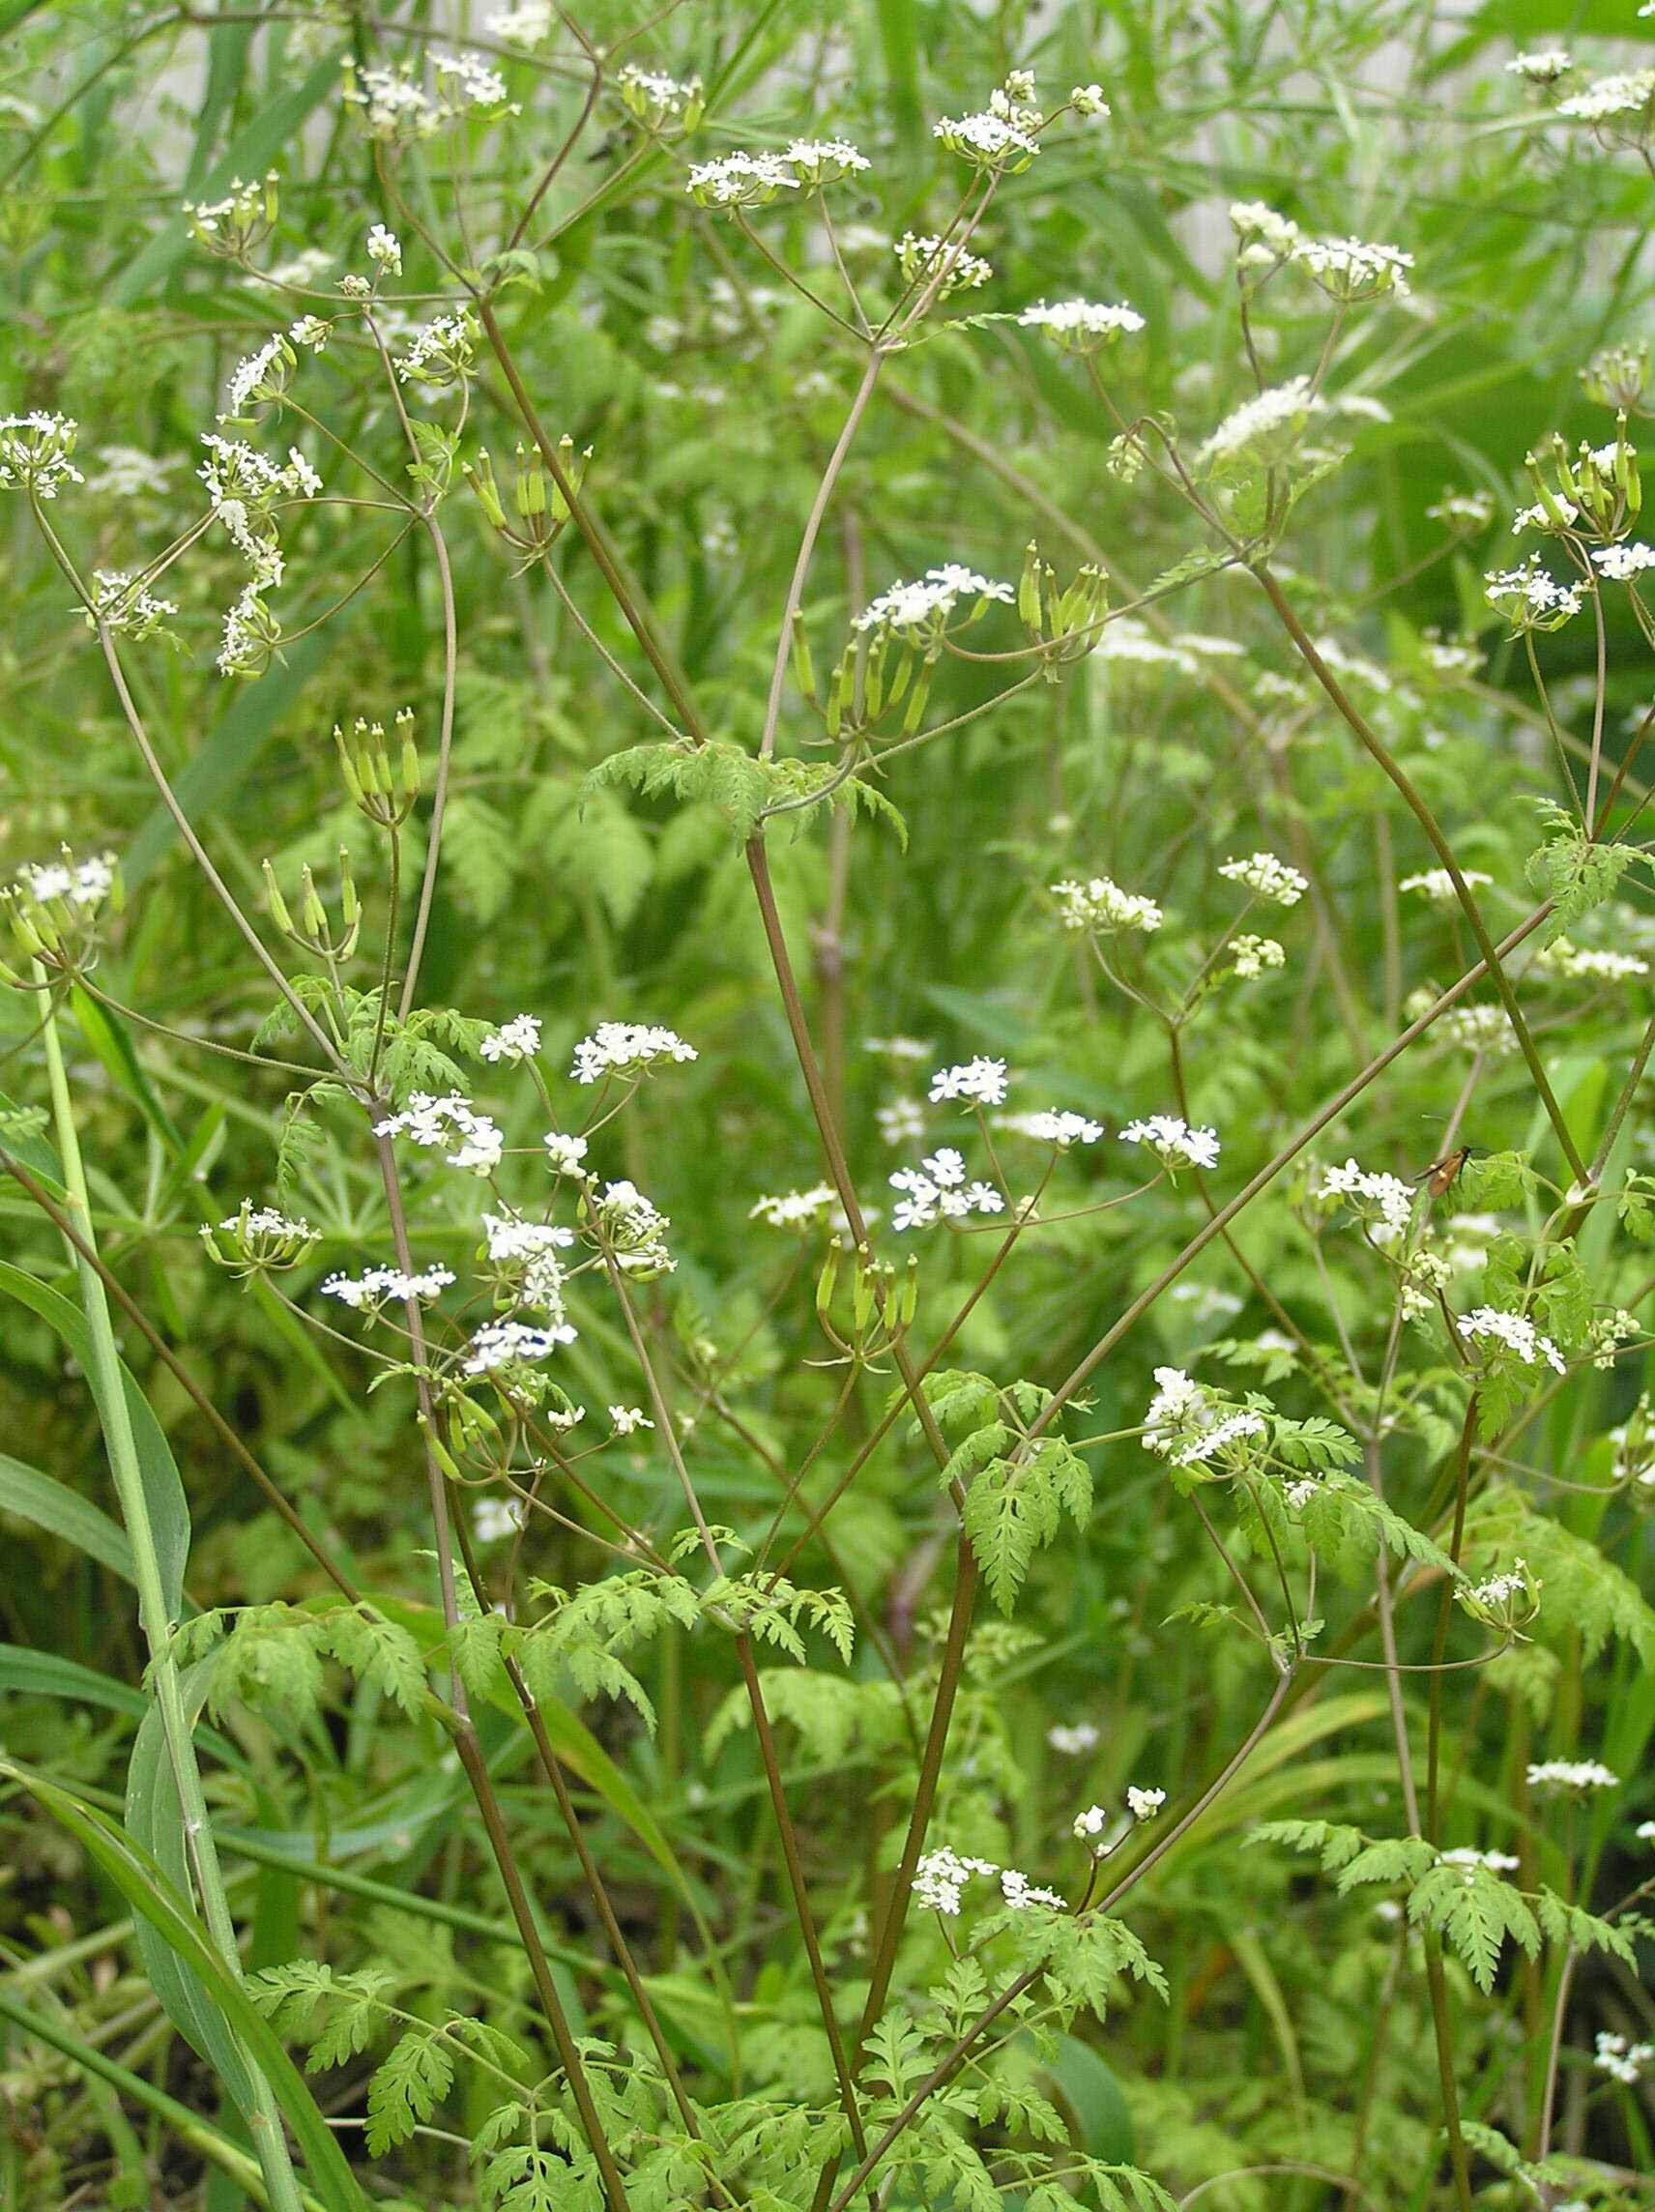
[1217,851,1308,906]
[1437,1002,1515,1054]
[220,333,295,422]
[1428,489,1496,531]
[366,222,402,274]
[85,445,178,498]
[543,1130,591,1175]
[219,1205,315,1242]
[1293,235,1413,303]
[1000,1867,1067,1911]
[462,1318,575,1375]
[593,1179,676,1277]
[479,1013,542,1063]
[487,0,553,44]
[1173,1410,1266,1467]
[1142,1366,1208,1457]
[1126,1785,1166,1820]
[864,1034,932,1060]
[1119,1116,1221,1172]
[1638,1819,1655,1842]
[923,1148,966,1187]
[616,64,701,127]
[1018,299,1145,354]
[1557,70,1655,124]
[784,137,870,184]
[0,411,84,497]
[609,1405,653,1435]
[1525,1759,1618,1792]
[1070,83,1110,116]
[928,1056,1008,1106]
[1485,557,1583,630]
[393,309,476,389]
[1072,1802,1110,1838]
[1593,2031,1654,2086]
[1459,1307,1566,1374]
[1231,935,1284,978]
[1438,1847,1520,1876]
[374,1091,505,1175]
[218,583,279,677]
[1197,377,1324,473]
[685,151,800,208]
[473,1494,527,1542]
[887,1157,1003,1232]
[1318,1157,1416,1242]
[322,1265,455,1309]
[894,232,992,295]
[1400,868,1493,902]
[84,570,177,641]
[877,1095,925,1146]
[1507,49,1571,85]
[428,50,511,110]
[1052,875,1162,933]
[289,314,331,352]
[1047,1722,1099,1755]
[1512,497,1578,533]
[1537,937,1649,981]
[933,110,1038,168]
[1591,541,1655,580]
[1230,201,1301,258]
[750,1183,837,1229]
[854,565,1014,641]
[571,1022,697,1084]
[993,1110,1104,1148]
[914,1845,1000,1915]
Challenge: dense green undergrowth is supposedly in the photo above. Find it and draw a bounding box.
[1,2,1654,2207]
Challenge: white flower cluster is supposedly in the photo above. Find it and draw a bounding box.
[1293,235,1414,303]
[1318,1157,1416,1243]
[374,1091,505,1175]
[889,1149,1004,1233]
[481,1211,574,1314]
[1070,83,1110,117]
[570,1022,697,1085]
[616,64,702,129]
[344,53,511,138]
[1119,1116,1221,1172]
[750,1184,838,1230]
[1400,868,1493,902]
[1556,69,1655,125]
[0,410,85,497]
[394,310,477,390]
[542,1131,591,1176]
[1437,1003,1515,1054]
[1437,1847,1520,1879]
[13,851,116,911]
[1537,937,1649,982]
[592,1179,676,1277]
[1073,1787,1164,1855]
[933,109,1037,167]
[220,333,296,423]
[878,1096,924,1146]
[1196,376,1325,474]
[1485,557,1583,630]
[221,1205,316,1243]
[992,1110,1104,1149]
[928,1055,1009,1106]
[1051,875,1163,934]
[463,1318,575,1376]
[1466,1560,1532,1610]
[486,1,553,44]
[1525,1759,1617,1792]
[914,1844,1064,1916]
[1592,541,1655,581]
[1459,1306,1566,1375]
[1017,299,1145,355]
[1218,851,1308,906]
[1175,1409,1267,1467]
[913,1845,1000,1916]
[1047,1722,1099,1755]
[479,1013,542,1062]
[684,151,800,208]
[853,564,1015,641]
[894,232,992,295]
[784,137,870,183]
[86,568,178,642]
[610,1405,653,1436]
[1507,49,1572,86]
[1594,2032,1654,2086]
[322,1264,455,1309]
[366,221,401,274]
[1231,935,1284,979]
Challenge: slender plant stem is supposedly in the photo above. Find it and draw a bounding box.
[32,971,305,2212]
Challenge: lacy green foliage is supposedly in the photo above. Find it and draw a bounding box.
[922,1370,1091,1611]
[9,1,1655,2206]
[584,740,907,849]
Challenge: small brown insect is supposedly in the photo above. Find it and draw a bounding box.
[1415,1145,1470,1198]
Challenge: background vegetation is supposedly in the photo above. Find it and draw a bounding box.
[1,2,1653,2207]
